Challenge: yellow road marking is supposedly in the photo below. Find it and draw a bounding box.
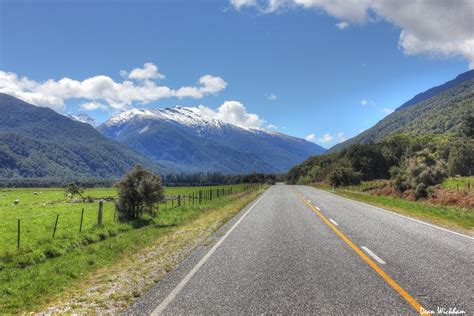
[295,192,427,315]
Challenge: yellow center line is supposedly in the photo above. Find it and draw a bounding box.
[294,192,427,315]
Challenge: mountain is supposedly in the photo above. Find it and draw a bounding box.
[99,107,326,174]
[329,70,474,153]
[0,93,167,180]
[66,113,98,127]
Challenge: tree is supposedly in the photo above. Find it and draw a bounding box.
[64,183,84,199]
[460,114,474,138]
[327,167,362,187]
[115,165,165,221]
[448,140,474,176]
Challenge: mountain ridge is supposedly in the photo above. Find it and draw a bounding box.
[99,106,326,174]
[0,93,168,180]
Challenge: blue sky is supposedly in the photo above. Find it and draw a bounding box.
[1,0,472,148]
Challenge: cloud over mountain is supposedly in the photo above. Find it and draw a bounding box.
[0,63,227,111]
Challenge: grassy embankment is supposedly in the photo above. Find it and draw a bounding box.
[0,184,262,313]
[312,178,473,235]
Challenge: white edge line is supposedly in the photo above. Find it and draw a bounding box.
[329,219,338,226]
[361,246,386,264]
[150,191,267,315]
[317,188,474,240]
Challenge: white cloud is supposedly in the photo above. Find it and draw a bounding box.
[266,123,278,129]
[266,93,277,100]
[305,133,316,142]
[318,133,334,143]
[230,0,256,10]
[337,132,346,142]
[80,102,107,111]
[0,63,227,112]
[125,62,165,81]
[197,101,265,128]
[336,21,349,30]
[360,98,375,106]
[382,108,394,114]
[230,0,474,68]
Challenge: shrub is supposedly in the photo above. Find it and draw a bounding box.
[115,165,165,221]
[327,167,362,187]
[390,150,447,199]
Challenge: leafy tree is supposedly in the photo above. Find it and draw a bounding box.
[327,167,362,187]
[64,183,84,199]
[448,140,474,176]
[459,114,474,138]
[115,165,165,221]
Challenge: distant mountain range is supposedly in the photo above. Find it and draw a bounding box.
[99,107,326,174]
[0,93,325,180]
[329,69,474,153]
[66,113,98,127]
[0,93,166,180]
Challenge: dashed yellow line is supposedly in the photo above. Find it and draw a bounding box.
[295,192,427,315]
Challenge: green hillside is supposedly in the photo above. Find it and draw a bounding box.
[329,70,474,153]
[0,93,167,182]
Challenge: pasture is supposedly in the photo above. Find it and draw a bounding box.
[0,184,254,267]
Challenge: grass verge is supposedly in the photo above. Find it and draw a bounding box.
[312,184,473,236]
[0,188,263,314]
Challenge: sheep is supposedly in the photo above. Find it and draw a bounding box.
[34,192,38,195]
[13,199,19,205]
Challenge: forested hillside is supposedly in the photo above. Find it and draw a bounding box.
[0,93,167,181]
[329,70,474,153]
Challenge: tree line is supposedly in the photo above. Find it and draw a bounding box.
[287,115,473,199]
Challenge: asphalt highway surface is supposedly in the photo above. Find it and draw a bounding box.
[126,184,473,315]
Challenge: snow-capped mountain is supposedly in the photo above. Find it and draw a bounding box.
[99,106,326,174]
[66,113,99,127]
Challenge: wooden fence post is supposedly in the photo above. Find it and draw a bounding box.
[98,200,103,226]
[52,214,59,238]
[17,219,20,250]
[79,208,84,232]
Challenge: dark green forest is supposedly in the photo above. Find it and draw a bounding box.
[287,115,473,199]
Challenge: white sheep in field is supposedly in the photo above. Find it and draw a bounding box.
[13,199,19,205]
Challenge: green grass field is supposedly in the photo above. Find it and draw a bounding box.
[0,184,262,313]
[442,176,474,190]
[0,185,253,267]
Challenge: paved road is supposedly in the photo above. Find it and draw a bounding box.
[127,184,473,315]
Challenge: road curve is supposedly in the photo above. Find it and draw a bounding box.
[126,184,473,315]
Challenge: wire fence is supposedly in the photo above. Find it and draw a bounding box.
[0,184,258,256]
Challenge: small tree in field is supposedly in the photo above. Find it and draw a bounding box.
[115,165,164,221]
[64,183,84,199]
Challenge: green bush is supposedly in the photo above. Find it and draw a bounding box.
[391,150,447,199]
[327,167,362,187]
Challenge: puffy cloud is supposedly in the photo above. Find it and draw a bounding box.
[197,101,265,128]
[336,21,349,30]
[266,124,278,129]
[0,63,227,111]
[230,0,257,10]
[80,102,107,111]
[198,75,228,94]
[305,133,316,142]
[127,62,165,81]
[230,0,474,68]
[382,108,394,114]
